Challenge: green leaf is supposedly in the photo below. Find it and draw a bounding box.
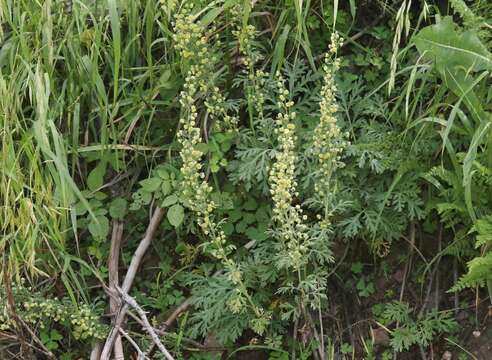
[93,191,108,200]
[167,204,184,227]
[161,180,172,196]
[271,24,290,74]
[157,167,169,179]
[109,198,128,219]
[414,17,492,72]
[87,162,107,191]
[140,177,162,192]
[161,194,178,207]
[50,330,63,341]
[245,227,268,241]
[236,221,247,233]
[413,17,491,122]
[243,198,258,211]
[351,262,363,274]
[195,143,210,154]
[74,201,88,216]
[223,221,234,236]
[88,216,110,239]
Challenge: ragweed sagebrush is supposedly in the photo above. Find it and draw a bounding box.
[230,4,266,115]
[173,4,269,334]
[0,282,106,340]
[269,33,346,310]
[173,3,233,262]
[269,72,310,270]
[313,32,347,196]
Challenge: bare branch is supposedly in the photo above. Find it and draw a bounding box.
[109,220,125,360]
[100,207,166,360]
[117,287,175,360]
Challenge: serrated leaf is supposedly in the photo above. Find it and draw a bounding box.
[87,162,107,191]
[161,194,178,207]
[139,177,162,192]
[161,180,172,196]
[141,191,152,205]
[167,204,184,227]
[243,198,257,211]
[195,143,210,154]
[74,201,88,216]
[109,198,128,219]
[93,191,108,200]
[414,17,492,72]
[157,167,169,179]
[88,216,110,239]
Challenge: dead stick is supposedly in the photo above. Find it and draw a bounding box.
[109,220,125,360]
[117,287,175,360]
[100,207,166,360]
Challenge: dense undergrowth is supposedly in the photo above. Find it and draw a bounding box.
[0,0,491,359]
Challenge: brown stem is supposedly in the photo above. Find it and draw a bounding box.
[109,220,125,360]
[117,287,175,360]
[100,207,166,360]
[2,263,37,359]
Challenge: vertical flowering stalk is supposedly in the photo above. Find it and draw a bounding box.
[172,4,269,335]
[312,32,348,231]
[230,5,266,116]
[173,4,232,262]
[269,73,310,270]
[313,32,346,195]
[268,33,346,280]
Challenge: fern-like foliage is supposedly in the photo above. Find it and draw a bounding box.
[452,215,492,293]
[380,301,457,353]
[183,272,253,344]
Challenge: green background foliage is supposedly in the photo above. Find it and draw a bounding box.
[0,0,491,359]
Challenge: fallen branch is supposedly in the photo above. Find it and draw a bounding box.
[100,207,166,360]
[117,287,175,360]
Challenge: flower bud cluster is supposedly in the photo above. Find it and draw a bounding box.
[173,4,265,324]
[230,5,266,115]
[1,285,106,341]
[205,87,238,132]
[0,310,13,331]
[174,4,238,133]
[71,304,106,340]
[173,4,211,68]
[312,32,348,195]
[159,0,176,19]
[23,298,66,325]
[269,73,310,270]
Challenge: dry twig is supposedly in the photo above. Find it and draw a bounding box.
[117,287,175,360]
[100,207,166,360]
[109,220,125,360]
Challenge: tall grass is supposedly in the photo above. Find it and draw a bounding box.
[0,0,173,282]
